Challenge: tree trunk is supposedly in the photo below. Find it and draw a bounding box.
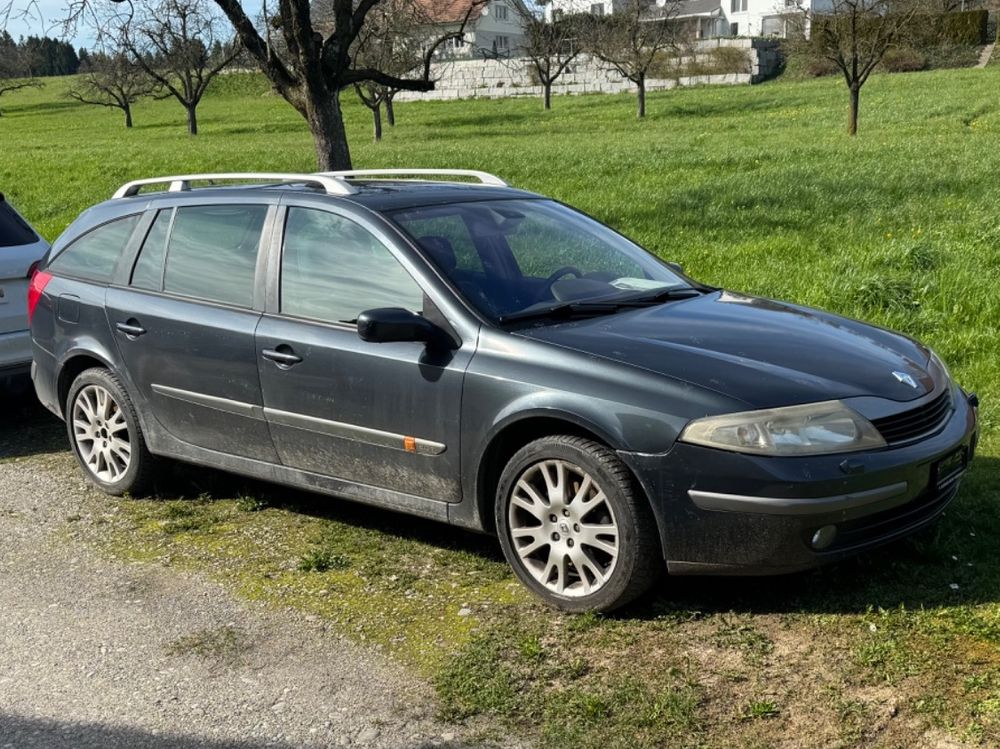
[308,92,352,171]
[124,104,133,129]
[372,104,382,142]
[385,95,396,127]
[848,84,859,136]
[637,76,646,119]
[543,82,552,110]
[186,103,198,135]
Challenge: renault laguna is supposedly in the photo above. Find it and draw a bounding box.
[29,170,979,612]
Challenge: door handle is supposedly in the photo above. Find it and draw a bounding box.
[115,320,146,338]
[262,347,303,367]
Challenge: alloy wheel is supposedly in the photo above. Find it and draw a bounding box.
[507,459,619,597]
[71,384,132,483]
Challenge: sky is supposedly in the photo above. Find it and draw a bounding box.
[2,0,265,47]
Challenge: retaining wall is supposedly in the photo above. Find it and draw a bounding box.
[395,39,781,102]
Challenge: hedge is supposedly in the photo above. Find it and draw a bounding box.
[812,9,988,50]
[920,9,989,46]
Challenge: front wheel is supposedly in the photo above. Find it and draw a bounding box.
[66,367,157,496]
[495,436,661,613]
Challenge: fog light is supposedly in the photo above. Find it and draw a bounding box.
[811,525,838,550]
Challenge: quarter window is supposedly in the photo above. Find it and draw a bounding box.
[47,214,140,283]
[162,204,267,308]
[130,208,172,290]
[280,207,424,325]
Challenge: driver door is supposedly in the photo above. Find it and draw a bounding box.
[255,203,470,502]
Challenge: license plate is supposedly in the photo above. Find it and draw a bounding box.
[933,448,967,487]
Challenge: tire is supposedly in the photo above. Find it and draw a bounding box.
[495,435,661,613]
[65,367,157,496]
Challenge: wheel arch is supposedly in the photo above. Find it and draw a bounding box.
[474,410,637,535]
[56,349,117,417]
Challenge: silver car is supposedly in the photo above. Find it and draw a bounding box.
[1,194,49,388]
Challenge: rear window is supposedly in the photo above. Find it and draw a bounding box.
[47,215,140,282]
[162,204,268,308]
[0,201,39,248]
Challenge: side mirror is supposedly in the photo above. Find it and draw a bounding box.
[357,307,445,346]
[667,261,685,275]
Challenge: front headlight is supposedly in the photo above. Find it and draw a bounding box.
[679,401,887,456]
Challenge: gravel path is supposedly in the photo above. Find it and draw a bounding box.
[0,400,485,749]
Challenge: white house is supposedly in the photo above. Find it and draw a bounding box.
[416,0,531,58]
[543,0,831,38]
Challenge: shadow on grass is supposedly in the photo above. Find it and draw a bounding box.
[2,100,83,117]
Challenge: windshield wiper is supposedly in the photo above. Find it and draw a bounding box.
[498,301,623,325]
[609,286,703,306]
[498,288,702,325]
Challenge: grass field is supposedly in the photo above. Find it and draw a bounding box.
[2,67,999,747]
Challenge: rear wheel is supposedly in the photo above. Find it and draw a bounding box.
[66,367,156,496]
[495,435,661,613]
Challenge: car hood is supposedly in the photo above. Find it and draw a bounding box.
[517,290,935,409]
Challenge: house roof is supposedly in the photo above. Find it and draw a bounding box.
[412,0,488,25]
[672,0,723,18]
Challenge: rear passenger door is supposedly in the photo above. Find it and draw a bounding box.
[106,200,279,463]
[255,202,469,502]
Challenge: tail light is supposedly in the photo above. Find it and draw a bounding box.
[27,270,52,324]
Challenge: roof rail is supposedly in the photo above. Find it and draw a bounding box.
[112,173,357,200]
[319,169,508,187]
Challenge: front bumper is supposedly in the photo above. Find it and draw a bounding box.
[622,386,979,575]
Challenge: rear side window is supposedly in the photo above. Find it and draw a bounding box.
[280,207,424,324]
[162,205,268,308]
[48,215,140,282]
[0,201,38,247]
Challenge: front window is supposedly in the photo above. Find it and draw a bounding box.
[389,199,688,323]
[280,207,424,325]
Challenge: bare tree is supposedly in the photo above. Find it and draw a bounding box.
[122,0,240,135]
[583,0,681,118]
[789,0,920,136]
[349,0,426,141]
[214,0,485,168]
[0,30,42,114]
[67,0,483,167]
[518,4,582,110]
[68,50,158,127]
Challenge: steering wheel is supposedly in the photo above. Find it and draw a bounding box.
[535,266,583,303]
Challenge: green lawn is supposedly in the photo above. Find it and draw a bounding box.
[2,68,999,747]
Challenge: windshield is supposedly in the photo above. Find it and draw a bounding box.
[388,199,688,322]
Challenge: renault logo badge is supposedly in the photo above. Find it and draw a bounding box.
[892,371,918,388]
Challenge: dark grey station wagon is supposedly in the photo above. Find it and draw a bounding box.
[29,170,979,612]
